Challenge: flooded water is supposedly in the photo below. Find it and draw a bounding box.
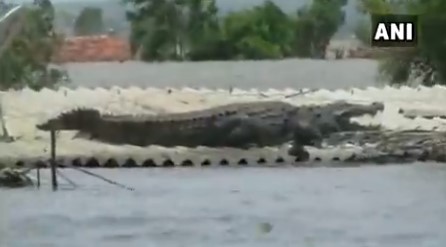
[1,164,446,247]
[64,59,382,89]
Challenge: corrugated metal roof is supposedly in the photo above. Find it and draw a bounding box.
[0,86,445,166]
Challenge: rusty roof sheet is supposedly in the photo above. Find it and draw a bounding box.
[53,35,131,63]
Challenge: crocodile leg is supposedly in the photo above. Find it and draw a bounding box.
[224,125,257,149]
[288,142,310,161]
[193,116,242,147]
[220,118,277,149]
[292,123,323,147]
[226,125,278,149]
[286,124,322,161]
[192,113,280,149]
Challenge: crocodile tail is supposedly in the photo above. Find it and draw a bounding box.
[36,108,101,131]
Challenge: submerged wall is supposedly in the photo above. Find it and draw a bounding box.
[0,85,445,167]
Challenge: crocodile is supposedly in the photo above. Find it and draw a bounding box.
[36,100,384,160]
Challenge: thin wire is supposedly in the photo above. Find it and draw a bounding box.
[67,164,135,191]
[56,169,77,188]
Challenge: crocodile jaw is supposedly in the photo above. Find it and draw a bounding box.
[335,102,384,118]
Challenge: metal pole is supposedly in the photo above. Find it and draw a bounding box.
[50,130,57,191]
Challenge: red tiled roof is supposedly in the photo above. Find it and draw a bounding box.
[53,35,132,63]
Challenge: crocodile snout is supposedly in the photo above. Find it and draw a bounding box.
[339,101,385,118]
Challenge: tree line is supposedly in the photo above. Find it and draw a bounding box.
[0,0,348,90]
[1,0,446,90]
[124,0,347,61]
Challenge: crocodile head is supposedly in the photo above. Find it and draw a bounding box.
[300,101,384,138]
[36,108,101,131]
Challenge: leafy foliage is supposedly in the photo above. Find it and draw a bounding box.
[126,0,188,61]
[0,1,69,90]
[124,0,347,61]
[359,0,446,85]
[73,7,105,36]
[221,1,293,59]
[293,0,347,58]
[353,17,371,45]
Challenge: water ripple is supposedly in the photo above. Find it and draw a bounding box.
[2,164,446,247]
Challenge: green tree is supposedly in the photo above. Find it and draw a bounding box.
[125,0,187,61]
[0,1,69,90]
[73,7,105,36]
[354,17,371,45]
[359,0,446,85]
[293,0,347,58]
[125,0,349,61]
[126,0,223,61]
[221,1,293,59]
[184,0,226,60]
[186,0,219,44]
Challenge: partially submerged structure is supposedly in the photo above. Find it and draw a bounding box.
[0,167,33,188]
[1,5,445,170]
[0,85,444,169]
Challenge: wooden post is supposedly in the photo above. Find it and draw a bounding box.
[50,130,58,191]
[36,165,40,188]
